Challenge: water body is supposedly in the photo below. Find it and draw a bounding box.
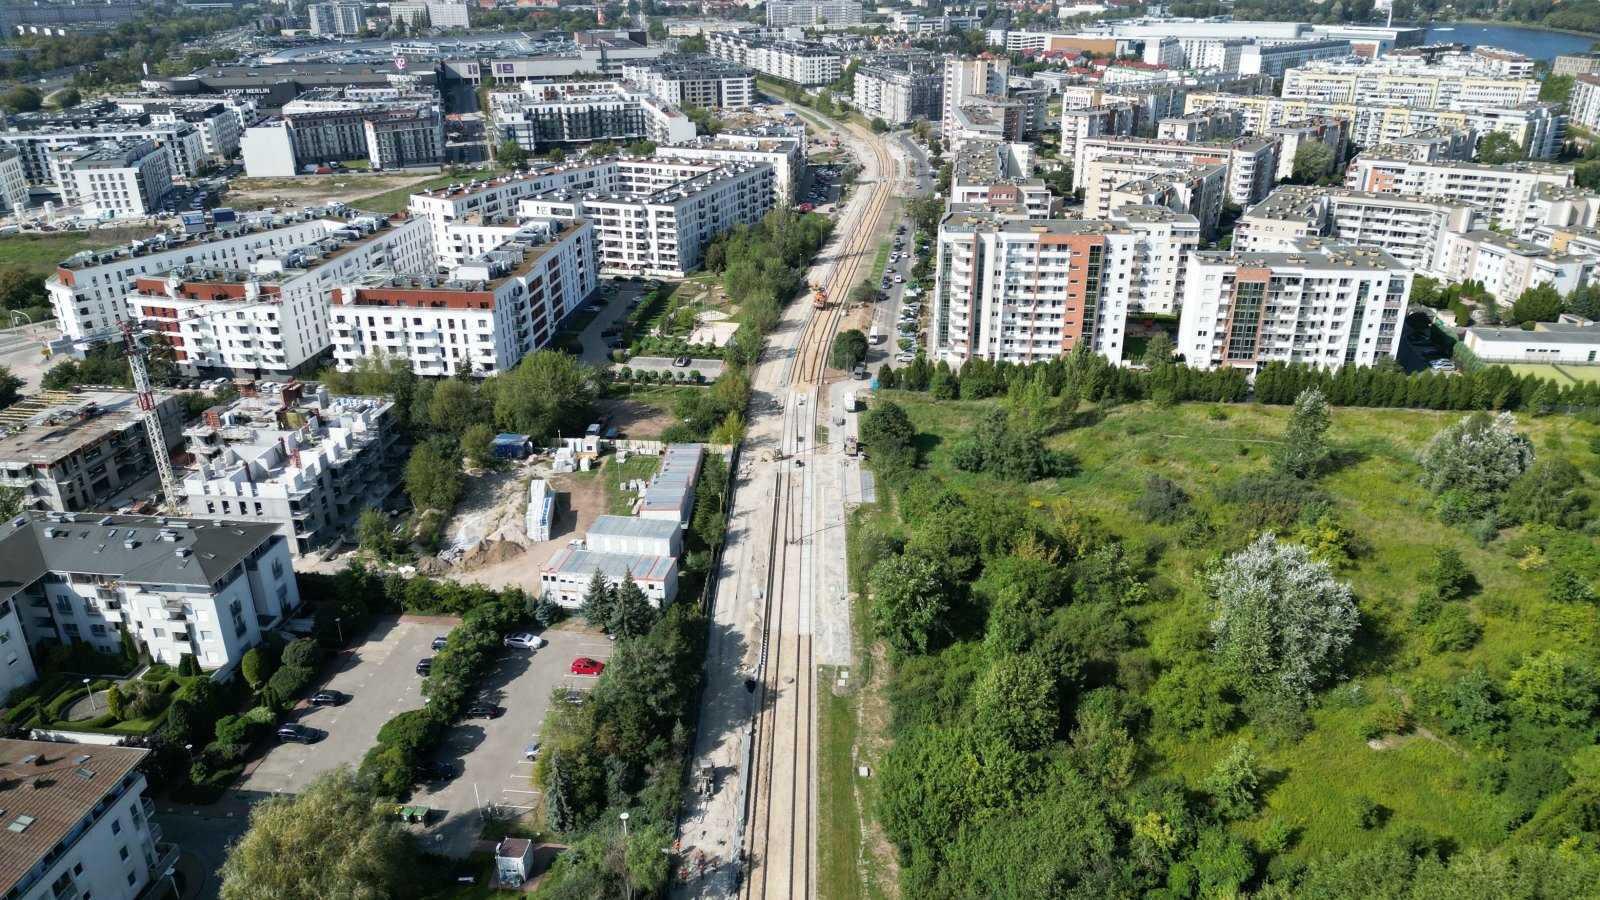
[1422,23,1593,61]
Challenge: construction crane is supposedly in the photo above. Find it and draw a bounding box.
[118,319,181,515]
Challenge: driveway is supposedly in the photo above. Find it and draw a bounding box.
[412,625,616,857]
[232,619,438,803]
[625,356,724,379]
[155,813,246,900]
[577,280,650,365]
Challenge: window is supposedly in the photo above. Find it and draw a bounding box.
[119,845,129,862]
[111,818,122,835]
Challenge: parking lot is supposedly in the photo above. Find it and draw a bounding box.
[231,616,615,858]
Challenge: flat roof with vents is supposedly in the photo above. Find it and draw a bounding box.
[0,739,148,894]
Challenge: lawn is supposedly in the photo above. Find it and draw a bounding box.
[603,454,664,516]
[355,173,475,215]
[1503,362,1600,384]
[878,393,1600,863]
[0,227,160,276]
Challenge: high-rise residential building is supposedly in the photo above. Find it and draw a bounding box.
[621,55,756,110]
[656,125,806,204]
[705,32,842,86]
[1073,134,1281,207]
[941,56,1009,138]
[949,141,1058,219]
[240,86,447,177]
[1177,240,1409,372]
[390,0,470,30]
[1236,185,1482,278]
[0,147,27,213]
[1344,155,1572,232]
[308,1,364,35]
[852,66,941,125]
[0,388,183,513]
[765,0,864,27]
[1081,155,1226,236]
[488,81,697,154]
[55,140,173,219]
[1436,230,1592,302]
[1280,58,1539,108]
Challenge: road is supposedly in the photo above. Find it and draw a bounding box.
[0,322,65,392]
[673,103,906,899]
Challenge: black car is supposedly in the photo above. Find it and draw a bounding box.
[431,636,448,650]
[276,724,322,744]
[464,702,500,719]
[416,658,433,676]
[414,761,455,782]
[308,690,345,707]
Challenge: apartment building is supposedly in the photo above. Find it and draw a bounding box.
[1280,58,1540,108]
[1238,39,1352,79]
[852,66,942,125]
[48,214,364,341]
[0,739,167,900]
[620,55,756,110]
[1236,184,1480,277]
[331,218,596,377]
[766,0,863,27]
[1344,155,1572,232]
[945,96,1027,149]
[1109,205,1201,316]
[488,81,697,154]
[181,387,400,556]
[111,97,255,163]
[0,510,300,673]
[0,389,183,514]
[308,1,365,35]
[1569,74,1600,133]
[705,33,842,86]
[514,157,774,275]
[1060,101,1137,175]
[129,215,435,376]
[1437,230,1592,302]
[0,103,206,183]
[931,210,1142,366]
[54,140,173,219]
[240,87,447,177]
[1555,52,1600,77]
[949,141,1058,219]
[0,147,28,213]
[1074,134,1280,207]
[1176,240,1409,372]
[942,56,1010,137]
[1083,155,1226,237]
[1158,107,1243,144]
[390,0,470,29]
[655,125,805,204]
[1264,118,1347,182]
[1519,183,1600,242]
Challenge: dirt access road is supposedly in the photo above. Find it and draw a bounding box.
[225,172,451,210]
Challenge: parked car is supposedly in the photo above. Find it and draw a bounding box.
[571,657,605,676]
[416,658,433,676]
[464,702,500,719]
[277,724,323,744]
[414,761,455,782]
[308,690,346,707]
[673,356,691,367]
[524,742,542,761]
[504,632,546,649]
[431,636,448,650]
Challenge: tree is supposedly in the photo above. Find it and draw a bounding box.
[461,422,496,470]
[0,366,22,411]
[1208,534,1358,701]
[973,654,1057,751]
[1508,650,1600,730]
[870,116,889,133]
[1205,740,1262,819]
[494,140,527,169]
[1140,332,1176,367]
[533,592,559,628]
[489,350,600,440]
[218,767,410,900]
[0,267,44,311]
[0,87,41,114]
[609,574,658,640]
[428,378,481,434]
[1291,141,1335,183]
[546,147,566,163]
[580,571,615,631]
[1421,546,1473,601]
[1476,131,1524,165]
[0,485,23,520]
[1150,664,1234,737]
[1418,412,1533,525]
[1274,387,1332,479]
[1511,284,1564,325]
[405,438,463,513]
[830,328,868,371]
[357,508,393,559]
[53,87,81,109]
[859,399,918,473]
[240,648,273,691]
[869,554,950,655]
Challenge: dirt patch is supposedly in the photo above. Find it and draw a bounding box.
[441,461,615,592]
[458,538,526,571]
[226,172,447,210]
[594,397,678,440]
[441,468,533,556]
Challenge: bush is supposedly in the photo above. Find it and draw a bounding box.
[1215,472,1323,530]
[1349,794,1380,829]
[282,638,321,670]
[1135,475,1190,526]
[266,665,315,703]
[1422,547,1474,601]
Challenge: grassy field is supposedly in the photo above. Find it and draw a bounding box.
[880,394,1600,862]
[0,227,159,276]
[1504,362,1600,384]
[354,173,477,215]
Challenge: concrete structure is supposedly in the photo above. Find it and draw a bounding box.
[308,1,364,36]
[1437,230,1592,302]
[852,66,941,125]
[1568,74,1600,134]
[1083,155,1226,237]
[1555,53,1600,77]
[766,0,863,28]
[181,387,400,556]
[621,55,756,110]
[945,96,1027,149]
[1264,117,1347,182]
[488,81,696,154]
[585,514,682,558]
[0,104,206,184]
[656,125,806,204]
[110,96,254,163]
[949,141,1058,219]
[706,33,842,86]
[56,141,173,219]
[1157,107,1243,144]
[1236,185,1480,277]
[0,511,299,673]
[0,389,183,514]
[0,740,167,900]
[1110,205,1202,316]
[1239,39,1351,79]
[942,56,1009,138]
[129,215,435,376]
[330,218,596,377]
[526,479,558,542]
[241,87,446,177]
[1463,319,1600,364]
[390,0,470,30]
[1177,239,1409,372]
[0,147,28,214]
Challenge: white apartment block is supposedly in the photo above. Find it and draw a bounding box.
[950,141,1058,219]
[1182,92,1565,160]
[112,96,255,163]
[390,0,470,29]
[0,596,36,708]
[56,140,172,220]
[0,147,27,213]
[1236,185,1481,278]
[931,210,1144,366]
[1060,102,1137,176]
[1519,183,1600,242]
[1177,240,1409,372]
[706,33,842,86]
[1280,59,1539,109]
[308,1,364,35]
[48,215,358,341]
[242,88,447,177]
[182,388,401,556]
[128,215,434,376]
[489,81,697,154]
[1569,74,1600,133]
[1109,205,1201,316]
[514,157,774,276]
[942,56,1010,137]
[0,115,205,185]
[0,511,300,674]
[621,55,756,110]
[853,66,942,125]
[0,739,166,900]
[1085,156,1226,238]
[1158,107,1243,144]
[1239,39,1351,79]
[655,126,805,204]
[1074,134,1280,207]
[1438,229,1592,302]
[1264,118,1347,182]
[1345,156,1573,232]
[766,0,863,27]
[331,218,596,377]
[945,97,1027,150]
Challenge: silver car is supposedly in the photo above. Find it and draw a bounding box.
[503,632,546,650]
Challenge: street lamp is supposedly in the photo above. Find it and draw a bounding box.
[335,617,343,644]
[83,678,96,713]
[164,866,178,900]
[619,813,632,900]
[184,744,194,767]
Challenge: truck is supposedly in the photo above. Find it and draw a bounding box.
[842,391,858,412]
[845,436,859,457]
[869,327,882,345]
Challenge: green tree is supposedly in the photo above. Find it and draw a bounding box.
[859,398,918,473]
[428,378,481,434]
[488,350,600,440]
[240,648,272,691]
[405,438,463,513]
[1476,131,1524,165]
[461,422,496,470]
[1140,331,1176,367]
[0,485,24,520]
[1208,534,1358,701]
[870,116,889,133]
[609,574,658,640]
[0,86,41,114]
[1541,73,1574,103]
[1419,412,1533,525]
[1274,387,1332,479]
[52,87,81,109]
[1421,546,1473,601]
[494,140,527,169]
[829,328,868,371]
[1508,650,1600,729]
[546,147,565,163]
[869,554,949,655]
[356,508,393,559]
[1291,141,1335,183]
[580,570,615,631]
[1205,740,1262,820]
[218,767,410,900]
[1150,664,1234,737]
[973,654,1057,751]
[0,366,22,412]
[1511,284,1565,324]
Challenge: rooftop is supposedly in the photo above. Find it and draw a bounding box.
[542,547,676,581]
[1194,240,1405,271]
[0,510,282,589]
[587,514,681,541]
[0,739,148,896]
[1467,324,1600,346]
[0,389,173,467]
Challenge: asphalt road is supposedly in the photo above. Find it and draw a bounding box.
[154,813,245,900]
[628,356,724,378]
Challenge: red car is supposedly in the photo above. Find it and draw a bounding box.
[570,657,604,676]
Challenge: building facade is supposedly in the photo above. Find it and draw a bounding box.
[489,81,697,154]
[766,0,863,27]
[308,1,364,35]
[621,55,756,110]
[705,33,842,86]
[0,389,183,514]
[852,66,941,125]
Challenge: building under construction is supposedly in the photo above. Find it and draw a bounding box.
[0,389,183,513]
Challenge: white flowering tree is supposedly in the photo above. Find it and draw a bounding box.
[1418,411,1533,524]
[1209,534,1359,702]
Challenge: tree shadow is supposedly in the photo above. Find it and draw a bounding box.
[1319,446,1371,478]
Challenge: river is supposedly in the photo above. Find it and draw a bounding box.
[1422,24,1594,61]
